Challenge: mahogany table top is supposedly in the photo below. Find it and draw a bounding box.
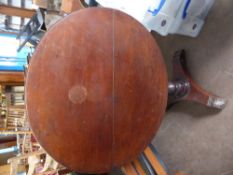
[26,8,168,173]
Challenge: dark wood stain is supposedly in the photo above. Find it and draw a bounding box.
[26,8,168,173]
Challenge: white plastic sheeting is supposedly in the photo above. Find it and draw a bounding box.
[96,0,216,37]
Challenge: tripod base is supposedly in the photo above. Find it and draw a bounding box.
[168,50,226,110]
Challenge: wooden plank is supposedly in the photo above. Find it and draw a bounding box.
[0,136,16,144]
[0,5,35,18]
[0,140,16,149]
[121,164,138,175]
[0,165,10,175]
[33,0,47,9]
[0,164,26,175]
[132,160,146,175]
[0,31,18,35]
[0,71,24,85]
[0,131,32,135]
[61,0,84,13]
[144,147,167,175]
[8,149,45,163]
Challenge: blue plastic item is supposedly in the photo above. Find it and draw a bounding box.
[182,0,191,19]
[148,0,166,16]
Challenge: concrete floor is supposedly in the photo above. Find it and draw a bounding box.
[151,1,233,175]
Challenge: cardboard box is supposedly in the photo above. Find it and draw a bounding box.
[61,0,84,13]
[33,0,48,9]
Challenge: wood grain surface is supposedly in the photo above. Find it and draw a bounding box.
[26,8,168,173]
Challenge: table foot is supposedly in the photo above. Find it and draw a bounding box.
[168,50,227,110]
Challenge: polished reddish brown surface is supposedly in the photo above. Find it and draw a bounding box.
[26,8,167,173]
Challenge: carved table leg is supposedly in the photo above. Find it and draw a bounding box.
[168,50,226,110]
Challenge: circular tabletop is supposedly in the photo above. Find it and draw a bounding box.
[26,8,168,173]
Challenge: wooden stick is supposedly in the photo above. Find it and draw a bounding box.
[144,147,167,175]
[0,131,32,135]
[0,5,35,18]
[8,150,45,163]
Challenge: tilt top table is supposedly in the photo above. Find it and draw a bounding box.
[26,7,226,174]
[26,8,168,173]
